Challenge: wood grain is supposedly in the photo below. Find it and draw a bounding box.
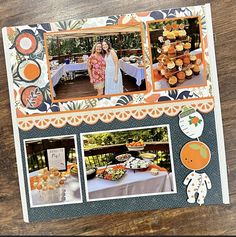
[0,0,236,235]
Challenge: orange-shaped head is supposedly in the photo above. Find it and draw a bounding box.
[180,141,211,171]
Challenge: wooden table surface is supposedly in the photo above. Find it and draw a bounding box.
[0,0,235,235]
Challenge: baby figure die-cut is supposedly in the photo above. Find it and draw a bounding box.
[179,106,211,205]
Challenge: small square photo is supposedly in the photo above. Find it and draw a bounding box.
[24,135,82,207]
[148,16,206,90]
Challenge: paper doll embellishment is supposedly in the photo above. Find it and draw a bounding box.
[183,171,212,205]
[179,106,204,139]
[180,141,211,205]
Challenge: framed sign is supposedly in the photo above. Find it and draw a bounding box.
[46,147,67,171]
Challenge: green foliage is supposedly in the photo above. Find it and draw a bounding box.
[83,127,168,149]
[47,32,142,56]
[149,19,189,31]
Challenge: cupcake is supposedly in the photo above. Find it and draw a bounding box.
[179,23,185,30]
[190,64,195,70]
[165,24,172,31]
[162,45,169,55]
[190,54,197,64]
[157,54,165,63]
[184,42,191,51]
[172,23,179,30]
[172,30,179,39]
[167,61,176,72]
[167,32,176,42]
[163,30,169,40]
[168,46,176,58]
[185,68,193,79]
[193,65,200,75]
[176,44,184,55]
[164,71,172,79]
[183,56,190,67]
[176,71,186,83]
[179,30,187,40]
[163,57,170,66]
[168,76,178,88]
[175,59,183,69]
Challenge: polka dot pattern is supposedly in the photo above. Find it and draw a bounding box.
[19,112,223,222]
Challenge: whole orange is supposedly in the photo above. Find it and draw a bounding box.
[180,141,211,170]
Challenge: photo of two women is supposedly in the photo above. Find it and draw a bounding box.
[87,40,123,96]
[47,26,146,100]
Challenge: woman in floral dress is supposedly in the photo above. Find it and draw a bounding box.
[87,42,106,96]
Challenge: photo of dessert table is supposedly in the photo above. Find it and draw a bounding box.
[29,166,82,206]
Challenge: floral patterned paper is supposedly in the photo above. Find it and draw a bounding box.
[5,5,213,127]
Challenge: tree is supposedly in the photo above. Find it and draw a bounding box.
[83,127,168,149]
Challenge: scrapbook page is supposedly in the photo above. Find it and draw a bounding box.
[2,3,229,222]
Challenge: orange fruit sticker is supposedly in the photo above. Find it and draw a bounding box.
[180,141,211,171]
[23,63,40,81]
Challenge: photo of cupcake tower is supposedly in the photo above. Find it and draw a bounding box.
[149,18,203,89]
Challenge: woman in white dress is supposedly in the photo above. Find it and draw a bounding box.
[102,40,123,95]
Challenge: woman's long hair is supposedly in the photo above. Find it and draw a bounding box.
[102,39,112,56]
[91,42,102,54]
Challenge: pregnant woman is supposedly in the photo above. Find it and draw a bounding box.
[102,40,123,95]
[87,42,106,96]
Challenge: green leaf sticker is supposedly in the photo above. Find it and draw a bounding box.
[200,147,208,159]
[189,144,201,150]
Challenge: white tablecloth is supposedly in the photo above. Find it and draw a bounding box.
[29,171,81,206]
[64,62,87,72]
[87,169,172,200]
[51,64,65,87]
[119,59,145,86]
[50,62,88,97]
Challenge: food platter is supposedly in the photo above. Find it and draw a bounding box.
[126,141,145,151]
[126,146,145,151]
[97,166,126,181]
[70,164,78,176]
[123,157,151,170]
[86,168,97,180]
[139,153,157,160]
[115,153,132,162]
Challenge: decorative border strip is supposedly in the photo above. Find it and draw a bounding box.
[18,97,214,130]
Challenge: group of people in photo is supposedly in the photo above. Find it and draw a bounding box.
[87,40,123,96]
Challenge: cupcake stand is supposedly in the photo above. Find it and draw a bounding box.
[152,23,203,89]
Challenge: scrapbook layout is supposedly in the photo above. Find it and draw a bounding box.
[2,3,229,222]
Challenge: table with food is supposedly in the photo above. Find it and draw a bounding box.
[49,57,88,97]
[29,163,81,206]
[119,56,145,87]
[86,141,173,200]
